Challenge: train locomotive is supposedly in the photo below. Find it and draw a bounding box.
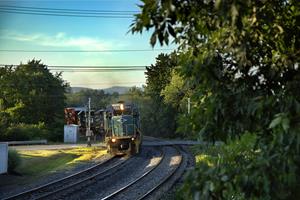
[104,102,142,155]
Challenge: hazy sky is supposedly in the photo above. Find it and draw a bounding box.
[0,0,174,89]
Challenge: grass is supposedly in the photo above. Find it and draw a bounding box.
[15,147,107,176]
[0,147,107,189]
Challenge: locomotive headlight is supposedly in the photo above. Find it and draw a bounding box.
[131,137,135,141]
[111,138,116,143]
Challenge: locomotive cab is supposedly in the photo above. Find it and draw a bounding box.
[105,102,142,155]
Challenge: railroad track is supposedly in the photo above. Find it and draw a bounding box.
[138,146,186,200]
[101,145,186,200]
[3,156,127,200]
[3,144,187,200]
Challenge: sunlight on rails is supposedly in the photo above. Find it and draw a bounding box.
[145,156,162,168]
[169,155,181,167]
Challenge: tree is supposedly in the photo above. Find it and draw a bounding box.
[0,59,68,141]
[131,0,300,199]
[66,89,117,110]
[161,70,186,109]
[142,53,179,138]
[131,0,300,140]
[145,53,177,97]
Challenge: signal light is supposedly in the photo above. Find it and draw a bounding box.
[112,138,116,143]
[131,137,135,141]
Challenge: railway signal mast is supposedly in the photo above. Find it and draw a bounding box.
[86,97,92,147]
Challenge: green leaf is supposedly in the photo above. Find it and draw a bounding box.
[168,24,176,37]
[150,33,157,46]
[158,32,164,46]
[281,118,290,133]
[269,115,282,129]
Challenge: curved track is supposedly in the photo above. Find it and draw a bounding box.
[137,146,185,200]
[3,143,189,200]
[100,145,185,200]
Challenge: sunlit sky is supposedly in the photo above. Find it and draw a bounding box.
[0,0,174,89]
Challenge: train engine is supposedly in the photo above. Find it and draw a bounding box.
[104,102,142,155]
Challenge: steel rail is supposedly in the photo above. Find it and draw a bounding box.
[3,155,126,200]
[137,145,184,200]
[35,158,129,200]
[101,148,165,200]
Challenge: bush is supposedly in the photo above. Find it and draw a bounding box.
[47,123,64,142]
[2,123,49,141]
[8,149,21,173]
[178,133,299,200]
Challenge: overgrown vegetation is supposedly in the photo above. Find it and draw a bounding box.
[132,0,300,199]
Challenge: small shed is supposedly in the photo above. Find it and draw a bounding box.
[0,142,8,174]
[64,125,79,143]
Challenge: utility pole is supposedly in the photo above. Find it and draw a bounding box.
[187,97,191,114]
[86,97,91,147]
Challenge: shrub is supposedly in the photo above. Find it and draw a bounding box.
[8,149,21,173]
[2,123,49,141]
[47,124,63,142]
[178,133,299,200]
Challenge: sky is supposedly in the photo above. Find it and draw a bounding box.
[0,0,175,89]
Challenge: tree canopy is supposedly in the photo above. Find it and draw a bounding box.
[66,89,118,110]
[131,0,300,140]
[0,59,67,141]
[132,0,300,199]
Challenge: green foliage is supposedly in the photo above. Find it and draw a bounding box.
[140,96,177,137]
[142,53,179,138]
[8,149,21,173]
[66,89,118,109]
[161,70,185,108]
[132,0,300,199]
[132,0,300,140]
[121,86,144,104]
[0,59,67,141]
[178,133,299,200]
[1,123,49,141]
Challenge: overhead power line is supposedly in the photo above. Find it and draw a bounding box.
[0,64,148,72]
[0,8,134,15]
[46,65,146,68]
[0,65,147,68]
[0,5,138,18]
[0,10,133,18]
[0,5,138,13]
[49,69,146,72]
[0,81,145,86]
[0,49,174,53]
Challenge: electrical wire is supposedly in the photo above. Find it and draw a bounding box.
[0,64,147,68]
[47,65,146,68]
[0,5,138,13]
[0,10,134,18]
[0,5,137,18]
[0,49,174,53]
[0,9,133,16]
[49,69,146,72]
[0,82,145,86]
[0,64,148,72]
